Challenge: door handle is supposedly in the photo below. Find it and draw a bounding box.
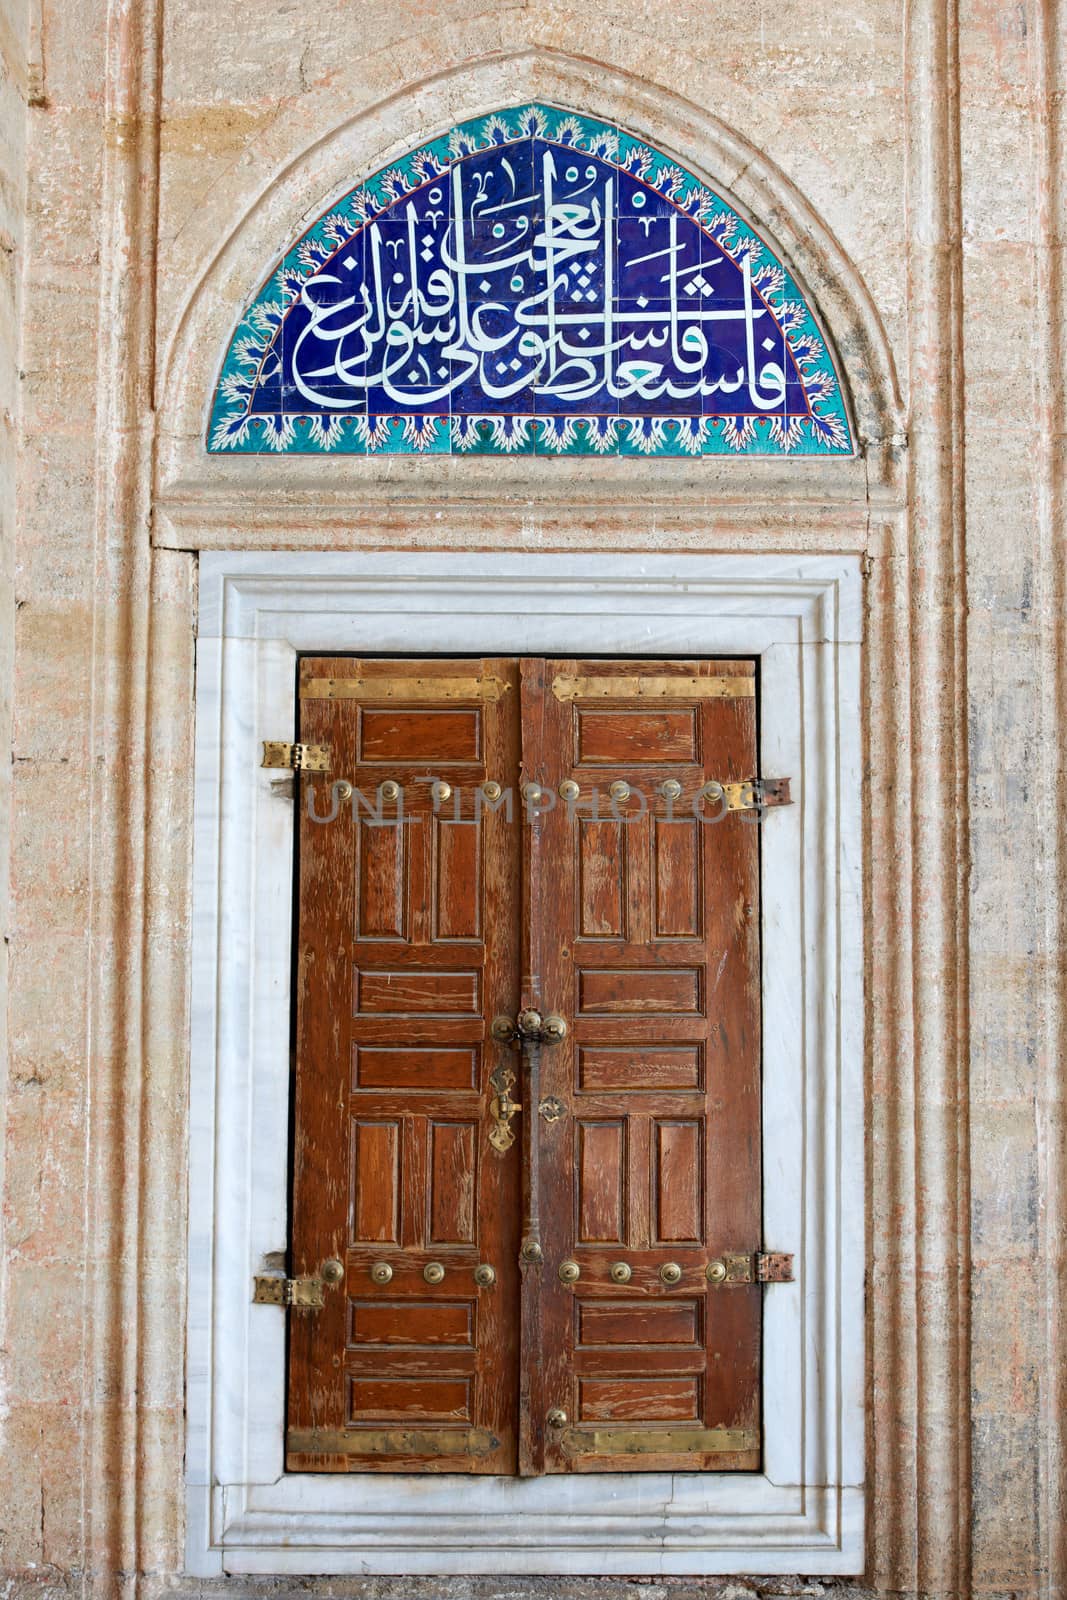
[489,1010,568,1046]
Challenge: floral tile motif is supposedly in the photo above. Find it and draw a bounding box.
[208,104,853,457]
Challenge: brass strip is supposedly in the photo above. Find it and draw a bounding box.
[551,674,755,702]
[286,1426,498,1457]
[301,675,511,703]
[560,1425,758,1456]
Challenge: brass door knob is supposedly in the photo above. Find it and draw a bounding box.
[659,1262,682,1285]
[547,1408,568,1428]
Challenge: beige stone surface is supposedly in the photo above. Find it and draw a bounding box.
[0,0,1064,1596]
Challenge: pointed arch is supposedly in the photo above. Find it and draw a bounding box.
[205,103,852,459]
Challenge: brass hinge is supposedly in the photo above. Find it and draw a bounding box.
[706,1251,795,1284]
[252,1273,325,1308]
[718,778,792,812]
[261,741,332,772]
[253,1257,343,1309]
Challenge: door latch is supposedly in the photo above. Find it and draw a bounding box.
[488,1063,521,1153]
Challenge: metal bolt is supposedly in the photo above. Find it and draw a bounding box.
[320,1257,345,1286]
[700,780,725,804]
[558,1259,581,1284]
[474,1263,496,1287]
[546,1408,568,1428]
[482,781,502,801]
[558,779,580,801]
[522,781,543,804]
[705,1258,727,1285]
[609,1261,632,1284]
[379,780,401,802]
[660,778,683,801]
[609,779,631,801]
[432,780,452,804]
[370,1261,393,1284]
[521,1240,544,1264]
[423,1261,445,1284]
[334,780,353,801]
[659,1261,683,1285]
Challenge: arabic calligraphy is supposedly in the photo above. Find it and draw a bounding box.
[209,106,851,455]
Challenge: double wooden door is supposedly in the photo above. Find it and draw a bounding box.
[286,656,764,1476]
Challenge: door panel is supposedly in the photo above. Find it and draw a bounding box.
[529,658,761,1474]
[287,658,521,1473]
[287,654,762,1476]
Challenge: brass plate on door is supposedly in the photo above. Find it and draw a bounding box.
[551,674,755,702]
[559,1425,758,1456]
[301,675,511,702]
[287,1427,499,1457]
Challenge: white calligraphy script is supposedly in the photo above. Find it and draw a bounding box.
[287,151,789,411]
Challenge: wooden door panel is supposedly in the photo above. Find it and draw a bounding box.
[531,657,761,1474]
[288,657,520,1473]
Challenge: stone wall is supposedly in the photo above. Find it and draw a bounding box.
[0,0,1064,1597]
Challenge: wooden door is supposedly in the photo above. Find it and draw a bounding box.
[522,659,761,1473]
[287,658,521,1472]
[286,655,763,1476]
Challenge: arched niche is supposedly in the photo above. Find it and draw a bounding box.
[155,49,902,507]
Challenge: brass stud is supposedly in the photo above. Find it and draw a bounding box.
[474,1263,496,1287]
[521,1240,544,1264]
[558,779,580,801]
[432,780,452,803]
[609,779,631,801]
[706,1259,727,1285]
[700,780,725,804]
[379,780,401,802]
[542,1013,568,1043]
[334,780,353,802]
[320,1257,345,1286]
[558,1259,581,1284]
[490,1014,517,1043]
[423,1261,445,1284]
[370,1261,393,1284]
[659,1261,683,1285]
[660,778,683,801]
[546,1408,568,1428]
[609,1261,632,1284]
[481,781,502,801]
[522,781,543,804]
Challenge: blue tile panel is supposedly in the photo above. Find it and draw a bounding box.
[208,106,852,456]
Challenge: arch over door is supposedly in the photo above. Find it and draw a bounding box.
[207,104,852,459]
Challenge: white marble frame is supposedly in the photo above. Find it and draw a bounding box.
[185,550,864,1577]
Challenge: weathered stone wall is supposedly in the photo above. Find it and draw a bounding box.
[0,0,1064,1597]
